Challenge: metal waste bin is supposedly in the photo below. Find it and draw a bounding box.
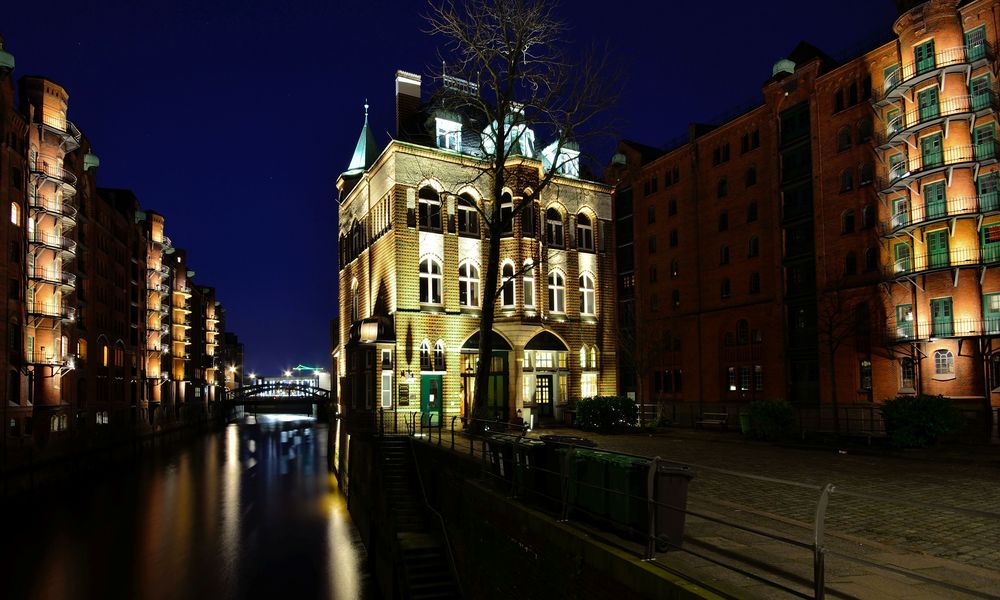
[570,449,612,519]
[512,438,546,498]
[484,433,516,483]
[653,461,694,551]
[606,454,649,533]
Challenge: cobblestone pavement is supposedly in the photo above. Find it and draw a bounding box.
[528,427,1000,599]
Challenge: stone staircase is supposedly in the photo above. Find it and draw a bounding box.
[380,436,462,599]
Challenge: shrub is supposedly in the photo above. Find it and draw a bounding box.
[576,396,639,432]
[880,394,963,448]
[746,400,795,441]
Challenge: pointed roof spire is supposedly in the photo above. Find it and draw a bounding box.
[343,100,379,177]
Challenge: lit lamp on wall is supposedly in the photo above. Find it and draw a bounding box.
[228,365,238,387]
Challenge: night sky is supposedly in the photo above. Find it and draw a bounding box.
[3,0,899,374]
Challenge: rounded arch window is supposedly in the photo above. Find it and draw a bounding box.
[418,186,442,231]
[576,213,594,251]
[548,270,566,313]
[501,262,516,308]
[579,273,595,315]
[457,193,479,236]
[545,208,564,247]
[458,262,480,307]
[419,258,442,304]
[934,349,954,375]
[434,340,446,371]
[420,340,432,371]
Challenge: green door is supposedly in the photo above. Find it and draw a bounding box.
[889,152,905,182]
[915,39,936,75]
[921,133,943,169]
[896,304,914,339]
[974,124,995,161]
[894,242,911,273]
[924,181,946,220]
[979,173,999,211]
[892,197,909,229]
[535,375,553,417]
[982,224,1000,264]
[984,293,1000,334]
[970,75,992,111]
[931,297,953,337]
[966,26,987,62]
[917,86,939,122]
[420,374,443,425]
[927,229,949,268]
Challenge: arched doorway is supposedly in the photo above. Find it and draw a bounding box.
[524,331,570,420]
[461,331,512,422]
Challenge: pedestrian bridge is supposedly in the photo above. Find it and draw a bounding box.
[224,381,332,406]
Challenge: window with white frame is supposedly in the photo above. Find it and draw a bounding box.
[381,371,392,408]
[435,340,446,371]
[436,118,462,152]
[576,213,594,251]
[523,260,535,308]
[545,208,563,247]
[500,193,514,235]
[579,273,595,315]
[351,279,359,322]
[420,340,432,371]
[457,193,479,236]
[420,258,442,304]
[501,262,516,308]
[934,349,954,375]
[581,373,597,398]
[458,262,480,307]
[548,270,566,313]
[418,186,442,231]
[579,347,587,368]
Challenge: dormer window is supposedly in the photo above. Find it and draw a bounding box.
[542,141,580,178]
[436,118,462,152]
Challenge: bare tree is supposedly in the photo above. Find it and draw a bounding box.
[424,0,620,429]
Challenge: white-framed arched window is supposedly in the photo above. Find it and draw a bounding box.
[548,270,566,313]
[500,192,514,235]
[418,185,442,231]
[579,346,587,368]
[579,273,595,315]
[501,261,516,308]
[546,208,564,247]
[435,340,446,371]
[420,340,432,371]
[576,213,594,251]
[457,193,480,236]
[934,349,954,375]
[590,346,597,369]
[10,202,19,226]
[523,259,535,309]
[351,278,360,322]
[458,261,480,307]
[420,257,443,304]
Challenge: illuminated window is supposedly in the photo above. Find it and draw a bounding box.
[581,373,597,399]
[522,260,535,308]
[579,273,595,315]
[934,349,954,375]
[381,372,392,408]
[900,357,915,389]
[728,367,736,391]
[351,279,359,322]
[102,344,109,367]
[435,118,462,152]
[434,340,446,371]
[458,262,480,307]
[77,339,87,360]
[457,194,479,236]
[579,347,587,368]
[419,258,442,304]
[501,262,515,308]
[545,208,563,247]
[418,186,442,231]
[548,270,566,313]
[500,193,514,235]
[859,360,872,391]
[576,214,594,251]
[420,340,431,371]
[10,202,19,225]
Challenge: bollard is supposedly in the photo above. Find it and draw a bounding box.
[812,483,834,600]
[644,457,661,560]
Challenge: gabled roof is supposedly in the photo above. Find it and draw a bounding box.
[342,102,379,178]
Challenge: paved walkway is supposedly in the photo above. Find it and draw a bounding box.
[526,427,1000,599]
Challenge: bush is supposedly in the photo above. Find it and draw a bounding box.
[880,394,963,448]
[576,396,639,432]
[746,400,795,441]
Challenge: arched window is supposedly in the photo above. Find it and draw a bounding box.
[545,208,563,247]
[10,202,19,225]
[837,126,852,151]
[419,258,442,304]
[579,346,587,368]
[418,186,442,231]
[845,251,857,275]
[840,169,854,192]
[861,202,875,229]
[842,209,855,233]
[590,347,597,369]
[859,161,874,185]
[457,193,479,236]
[77,339,87,360]
[420,340,431,371]
[748,236,760,257]
[435,340,446,371]
[501,262,516,308]
[523,260,535,308]
[102,343,109,368]
[900,357,916,388]
[579,273,595,315]
[548,270,566,313]
[576,213,594,251]
[458,262,480,307]
[934,349,954,375]
[500,192,514,235]
[351,279,359,322]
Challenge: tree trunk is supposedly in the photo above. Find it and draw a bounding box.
[829,346,841,436]
[471,228,502,432]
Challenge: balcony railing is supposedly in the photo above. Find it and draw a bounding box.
[886,317,1000,342]
[28,195,78,222]
[36,119,82,151]
[26,302,75,320]
[880,194,998,235]
[874,94,998,147]
[878,144,997,192]
[23,351,70,366]
[27,231,77,255]
[882,246,1000,279]
[174,284,192,295]
[29,157,78,188]
[28,267,77,288]
[874,43,993,104]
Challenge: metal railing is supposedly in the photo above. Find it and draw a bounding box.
[23,351,70,366]
[880,194,997,235]
[28,195,78,221]
[883,246,996,279]
[26,302,75,320]
[874,44,993,103]
[875,93,998,147]
[405,416,999,600]
[28,267,76,288]
[27,231,77,255]
[36,119,82,150]
[886,317,1000,342]
[29,158,77,187]
[879,144,996,192]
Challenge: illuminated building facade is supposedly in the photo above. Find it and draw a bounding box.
[336,71,617,429]
[613,0,999,432]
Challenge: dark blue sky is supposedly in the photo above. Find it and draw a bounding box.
[3,0,899,374]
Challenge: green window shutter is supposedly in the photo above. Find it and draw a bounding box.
[982,224,1000,264]
[886,108,902,136]
[930,297,953,337]
[970,75,991,111]
[884,64,900,91]
[893,242,911,272]
[984,293,1000,333]
[896,304,914,338]
[923,181,946,219]
[921,133,943,169]
[966,26,987,61]
[974,123,995,161]
[889,152,906,181]
[927,229,949,268]
[978,173,999,211]
[917,87,939,121]
[915,39,936,75]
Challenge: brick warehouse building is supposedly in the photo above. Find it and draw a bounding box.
[611,0,1000,434]
[335,71,617,432]
[0,38,231,448]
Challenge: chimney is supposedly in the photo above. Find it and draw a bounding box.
[395,70,421,140]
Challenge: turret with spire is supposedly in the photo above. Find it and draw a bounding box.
[337,102,381,198]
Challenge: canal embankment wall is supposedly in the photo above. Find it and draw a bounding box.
[345,435,722,600]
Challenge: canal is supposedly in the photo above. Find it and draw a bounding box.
[2,416,373,600]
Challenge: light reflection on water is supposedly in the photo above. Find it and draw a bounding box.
[2,415,371,600]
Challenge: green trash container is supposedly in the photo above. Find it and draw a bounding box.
[606,454,650,534]
[571,449,611,519]
[485,434,516,484]
[739,412,751,435]
[512,438,546,498]
[654,462,694,551]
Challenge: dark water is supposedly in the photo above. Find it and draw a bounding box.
[2,416,372,600]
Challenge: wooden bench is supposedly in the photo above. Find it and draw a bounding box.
[696,412,729,429]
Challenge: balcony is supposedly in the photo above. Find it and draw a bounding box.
[173,305,192,314]
[882,246,999,280]
[878,144,998,193]
[26,302,75,321]
[29,157,77,194]
[147,344,162,353]
[147,283,170,295]
[873,43,994,106]
[874,93,998,149]
[880,194,998,236]
[887,317,1000,343]
[28,195,78,224]
[28,231,77,256]
[29,267,77,288]
[24,351,70,366]
[35,119,82,152]
[173,285,192,297]
[151,235,173,249]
